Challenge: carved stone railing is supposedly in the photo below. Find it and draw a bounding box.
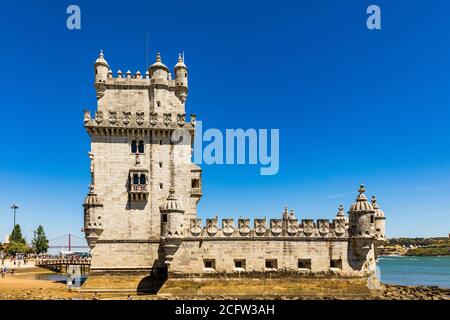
[191,187,202,197]
[188,218,348,238]
[130,184,148,193]
[84,110,196,131]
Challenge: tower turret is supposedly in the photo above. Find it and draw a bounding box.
[82,185,104,249]
[371,196,386,239]
[348,185,375,238]
[174,53,188,103]
[94,50,109,99]
[160,187,185,237]
[148,53,169,85]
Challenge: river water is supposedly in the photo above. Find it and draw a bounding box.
[378,256,450,288]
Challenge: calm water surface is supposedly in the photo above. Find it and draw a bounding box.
[378,256,450,288]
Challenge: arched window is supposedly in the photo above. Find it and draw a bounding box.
[138,140,145,154]
[133,174,139,185]
[139,174,146,185]
[131,140,137,154]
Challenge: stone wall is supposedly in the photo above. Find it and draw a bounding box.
[167,238,375,277]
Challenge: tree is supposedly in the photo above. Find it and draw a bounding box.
[32,225,49,254]
[9,224,25,244]
[6,241,29,256]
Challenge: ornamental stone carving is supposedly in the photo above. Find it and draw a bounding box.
[190,218,202,236]
[222,219,234,236]
[123,112,131,125]
[287,219,299,236]
[177,114,186,126]
[254,219,267,236]
[150,113,158,126]
[333,219,346,237]
[206,217,218,236]
[302,219,315,236]
[318,219,330,237]
[94,111,103,124]
[109,111,117,125]
[136,112,145,126]
[238,218,250,236]
[270,219,282,236]
[190,114,196,126]
[163,113,172,126]
[84,110,91,124]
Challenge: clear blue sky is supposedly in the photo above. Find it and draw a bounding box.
[1,0,450,244]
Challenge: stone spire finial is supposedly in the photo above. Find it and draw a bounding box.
[99,49,104,58]
[282,206,289,220]
[337,204,345,217]
[356,184,367,201]
[156,52,162,62]
[290,209,296,220]
[178,53,183,62]
[349,184,374,211]
[371,195,379,208]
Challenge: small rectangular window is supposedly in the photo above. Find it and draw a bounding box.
[265,259,277,270]
[330,259,342,270]
[298,259,311,270]
[138,140,145,154]
[203,259,215,270]
[234,259,246,270]
[159,162,163,168]
[159,183,163,190]
[162,214,168,223]
[192,179,200,188]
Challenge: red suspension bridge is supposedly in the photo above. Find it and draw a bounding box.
[48,234,89,252]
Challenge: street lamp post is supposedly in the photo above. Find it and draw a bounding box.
[11,204,19,229]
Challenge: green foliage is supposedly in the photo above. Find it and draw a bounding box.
[32,225,49,254]
[391,237,450,256]
[9,224,25,244]
[405,247,450,256]
[6,241,29,256]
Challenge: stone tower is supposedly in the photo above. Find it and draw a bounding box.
[83,51,202,275]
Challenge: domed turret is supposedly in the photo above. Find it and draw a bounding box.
[148,53,169,84]
[94,50,109,99]
[372,196,386,239]
[174,53,188,102]
[160,187,185,237]
[348,184,375,238]
[82,185,104,249]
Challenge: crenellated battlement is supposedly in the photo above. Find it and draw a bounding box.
[188,215,348,238]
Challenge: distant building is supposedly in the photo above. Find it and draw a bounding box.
[82,51,387,292]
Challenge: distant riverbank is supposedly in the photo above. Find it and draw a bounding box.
[381,237,450,256]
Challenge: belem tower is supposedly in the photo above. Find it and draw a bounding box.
[81,51,387,294]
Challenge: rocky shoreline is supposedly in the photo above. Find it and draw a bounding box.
[0,283,448,300]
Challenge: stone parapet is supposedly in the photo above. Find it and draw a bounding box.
[189,217,349,238]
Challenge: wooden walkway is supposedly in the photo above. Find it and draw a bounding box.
[36,259,91,272]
